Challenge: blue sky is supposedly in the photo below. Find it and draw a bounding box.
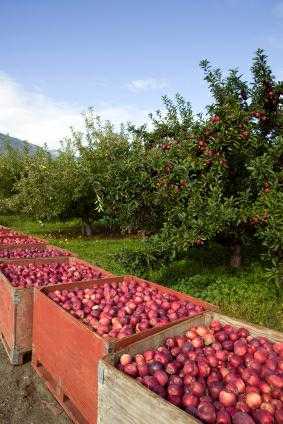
[0,0,282,147]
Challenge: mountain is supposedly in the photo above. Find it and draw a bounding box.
[0,133,58,156]
[0,133,40,154]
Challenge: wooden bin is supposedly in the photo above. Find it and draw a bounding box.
[0,244,75,263]
[98,312,283,424]
[31,276,216,424]
[0,257,111,365]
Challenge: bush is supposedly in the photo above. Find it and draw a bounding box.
[171,265,282,331]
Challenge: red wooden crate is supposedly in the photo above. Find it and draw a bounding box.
[0,257,112,365]
[32,276,217,424]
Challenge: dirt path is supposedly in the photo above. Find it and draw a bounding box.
[0,343,70,424]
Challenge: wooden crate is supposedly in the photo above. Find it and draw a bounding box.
[31,276,216,424]
[98,312,283,424]
[0,257,112,365]
[0,244,75,263]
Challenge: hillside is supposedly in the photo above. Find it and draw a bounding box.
[0,133,58,156]
[0,133,40,154]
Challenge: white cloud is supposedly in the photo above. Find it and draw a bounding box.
[127,78,168,93]
[0,73,150,149]
[0,73,84,149]
[272,2,283,18]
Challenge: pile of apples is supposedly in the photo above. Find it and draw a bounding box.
[0,262,104,288]
[48,279,204,339]
[118,320,283,423]
[0,247,71,259]
[0,229,20,237]
[0,235,44,245]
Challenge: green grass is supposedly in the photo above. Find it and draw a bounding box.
[1,215,282,331]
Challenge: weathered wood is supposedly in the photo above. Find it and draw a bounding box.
[33,351,91,424]
[98,312,283,424]
[0,331,30,365]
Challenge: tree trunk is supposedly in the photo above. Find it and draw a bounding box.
[82,222,93,236]
[230,242,242,268]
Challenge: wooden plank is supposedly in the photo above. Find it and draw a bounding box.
[0,273,16,350]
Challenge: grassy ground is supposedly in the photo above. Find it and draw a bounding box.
[1,215,282,332]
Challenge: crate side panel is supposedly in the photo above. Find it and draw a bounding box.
[33,291,108,424]
[14,288,34,351]
[0,278,15,349]
[98,362,198,424]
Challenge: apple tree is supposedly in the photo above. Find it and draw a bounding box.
[0,142,29,213]
[128,50,282,279]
